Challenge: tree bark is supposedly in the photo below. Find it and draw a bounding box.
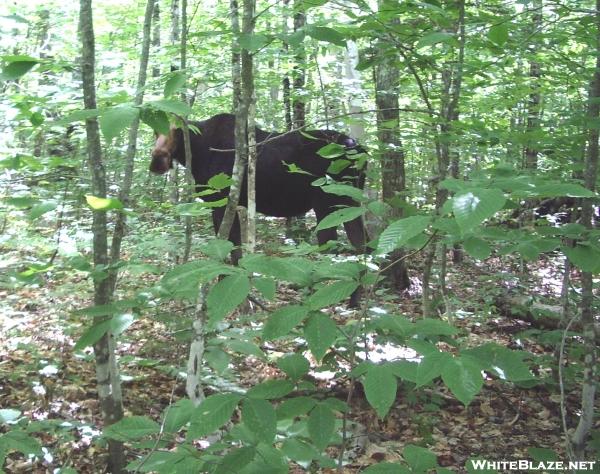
[292,0,306,128]
[524,0,542,170]
[571,0,600,459]
[152,0,160,78]
[78,0,125,471]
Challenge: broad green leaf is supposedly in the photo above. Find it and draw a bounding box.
[372,315,413,338]
[4,196,37,208]
[99,105,139,142]
[417,32,454,49]
[1,58,39,80]
[463,236,491,260]
[164,71,186,98]
[308,404,335,451]
[242,398,277,444]
[276,396,317,419]
[0,430,42,456]
[441,355,484,406]
[146,99,191,116]
[464,344,533,382]
[277,353,310,381]
[363,463,410,473]
[253,276,276,300]
[188,393,242,439]
[239,33,270,52]
[402,444,438,472]
[199,239,234,261]
[376,216,431,255]
[363,364,397,418]
[29,201,57,220]
[103,416,160,441]
[163,399,195,433]
[528,447,558,462]
[314,207,366,232]
[414,351,449,387]
[263,305,309,339]
[317,142,347,158]
[85,195,124,211]
[241,254,314,286]
[488,23,509,46]
[110,313,134,336]
[412,318,458,337]
[304,313,337,361]
[327,159,351,174]
[453,189,506,232]
[175,200,226,216]
[57,108,102,125]
[247,379,294,399]
[140,107,170,135]
[307,26,346,47]
[281,438,319,462]
[74,299,138,317]
[563,244,600,273]
[207,273,251,323]
[321,183,366,202]
[534,183,595,198]
[161,261,233,299]
[307,280,359,310]
[225,339,265,359]
[73,319,111,351]
[208,172,233,189]
[215,447,256,474]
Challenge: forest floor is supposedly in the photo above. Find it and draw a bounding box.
[0,217,589,473]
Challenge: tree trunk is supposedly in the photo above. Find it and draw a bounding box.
[570,0,600,459]
[292,0,306,128]
[375,2,410,292]
[152,0,160,78]
[524,0,542,170]
[108,0,155,294]
[243,0,257,252]
[78,0,125,471]
[168,0,181,206]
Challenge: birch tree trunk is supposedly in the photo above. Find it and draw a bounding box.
[78,0,125,471]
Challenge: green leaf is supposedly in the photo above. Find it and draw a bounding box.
[208,172,233,190]
[188,393,242,439]
[164,71,186,98]
[277,397,317,419]
[281,438,319,462]
[307,280,359,310]
[29,201,57,220]
[363,364,397,419]
[103,416,159,441]
[140,107,170,135]
[225,339,265,358]
[1,58,39,80]
[147,99,192,116]
[412,318,458,337]
[402,444,438,472]
[216,447,256,474]
[263,305,309,339]
[99,105,139,142]
[199,239,234,261]
[247,379,294,399]
[239,33,270,52]
[277,353,310,381]
[110,313,134,336]
[161,261,233,300]
[453,189,506,232]
[376,216,431,255]
[304,312,337,361]
[563,244,600,273]
[253,276,276,300]
[314,207,366,232]
[362,463,410,473]
[175,200,226,216]
[0,430,42,456]
[441,355,484,406]
[317,142,347,158]
[488,23,509,46]
[242,398,277,444]
[321,184,366,202]
[207,273,251,323]
[308,404,335,451]
[73,319,111,351]
[417,32,454,49]
[534,183,595,198]
[306,26,346,47]
[74,299,138,317]
[163,399,195,433]
[414,351,449,387]
[463,236,491,260]
[85,195,124,211]
[241,254,314,286]
[57,108,102,125]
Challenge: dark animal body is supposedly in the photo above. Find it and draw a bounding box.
[150,113,369,255]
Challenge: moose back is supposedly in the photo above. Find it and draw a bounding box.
[150,113,368,256]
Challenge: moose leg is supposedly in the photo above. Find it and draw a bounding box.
[343,216,369,253]
[314,206,338,247]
